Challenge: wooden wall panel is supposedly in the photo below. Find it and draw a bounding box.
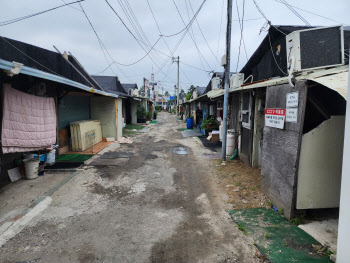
[261,81,307,219]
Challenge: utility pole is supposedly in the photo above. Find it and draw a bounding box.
[173,56,180,116]
[221,0,233,162]
[162,85,164,110]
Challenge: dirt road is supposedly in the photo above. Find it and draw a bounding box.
[0,112,259,263]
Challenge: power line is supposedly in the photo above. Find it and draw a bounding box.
[235,0,248,72]
[179,65,192,83]
[104,0,175,82]
[272,0,349,26]
[252,0,270,22]
[146,0,173,54]
[78,2,132,81]
[0,0,85,26]
[267,31,287,75]
[122,0,167,66]
[279,0,311,26]
[61,0,83,12]
[180,0,207,71]
[180,61,213,73]
[216,0,225,59]
[106,0,213,76]
[172,0,212,71]
[187,0,221,67]
[161,0,207,38]
[153,0,211,80]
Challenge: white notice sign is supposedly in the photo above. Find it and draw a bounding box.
[286,108,298,123]
[286,92,299,108]
[265,109,286,129]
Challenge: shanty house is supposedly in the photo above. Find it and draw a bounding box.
[0,36,121,186]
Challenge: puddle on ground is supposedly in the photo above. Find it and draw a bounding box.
[171,147,188,155]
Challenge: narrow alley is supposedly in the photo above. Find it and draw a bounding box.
[0,112,259,263]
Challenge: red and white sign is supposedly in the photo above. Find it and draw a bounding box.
[265,108,286,129]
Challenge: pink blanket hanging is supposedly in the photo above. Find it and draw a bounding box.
[2,84,56,154]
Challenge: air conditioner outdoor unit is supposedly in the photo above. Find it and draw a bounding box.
[211,77,222,90]
[70,120,102,152]
[286,25,345,73]
[230,73,244,89]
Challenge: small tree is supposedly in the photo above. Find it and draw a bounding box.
[136,106,146,119]
[188,85,195,94]
[165,91,169,96]
[180,89,185,97]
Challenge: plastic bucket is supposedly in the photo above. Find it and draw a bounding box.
[186,118,194,129]
[23,159,40,180]
[46,149,56,165]
[23,153,35,159]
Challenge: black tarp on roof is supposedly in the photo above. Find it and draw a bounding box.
[195,86,206,96]
[121,83,138,95]
[240,25,350,82]
[92,75,134,97]
[0,36,102,90]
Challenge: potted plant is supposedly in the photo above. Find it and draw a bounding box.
[153,110,158,119]
[201,117,218,136]
[186,115,194,129]
[146,111,152,121]
[137,106,146,123]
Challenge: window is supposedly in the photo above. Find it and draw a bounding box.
[217,101,223,110]
[209,104,214,115]
[241,92,252,129]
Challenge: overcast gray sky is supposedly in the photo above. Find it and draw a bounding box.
[1,0,349,93]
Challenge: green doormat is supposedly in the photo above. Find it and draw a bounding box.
[176,128,192,131]
[56,154,94,162]
[229,208,331,263]
[150,120,158,124]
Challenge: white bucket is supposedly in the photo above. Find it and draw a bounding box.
[23,153,34,159]
[23,159,40,180]
[226,133,235,156]
[46,149,56,165]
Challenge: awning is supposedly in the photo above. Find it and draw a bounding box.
[229,65,349,100]
[307,70,348,100]
[0,59,119,98]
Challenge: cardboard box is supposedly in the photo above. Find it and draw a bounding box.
[210,133,220,142]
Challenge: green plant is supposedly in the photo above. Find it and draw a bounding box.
[326,249,333,257]
[146,111,152,120]
[279,208,284,216]
[237,224,247,235]
[136,106,146,118]
[265,233,271,239]
[155,106,162,111]
[268,201,273,208]
[185,92,191,101]
[235,181,242,186]
[153,110,158,119]
[290,213,306,226]
[190,115,194,119]
[200,117,218,132]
